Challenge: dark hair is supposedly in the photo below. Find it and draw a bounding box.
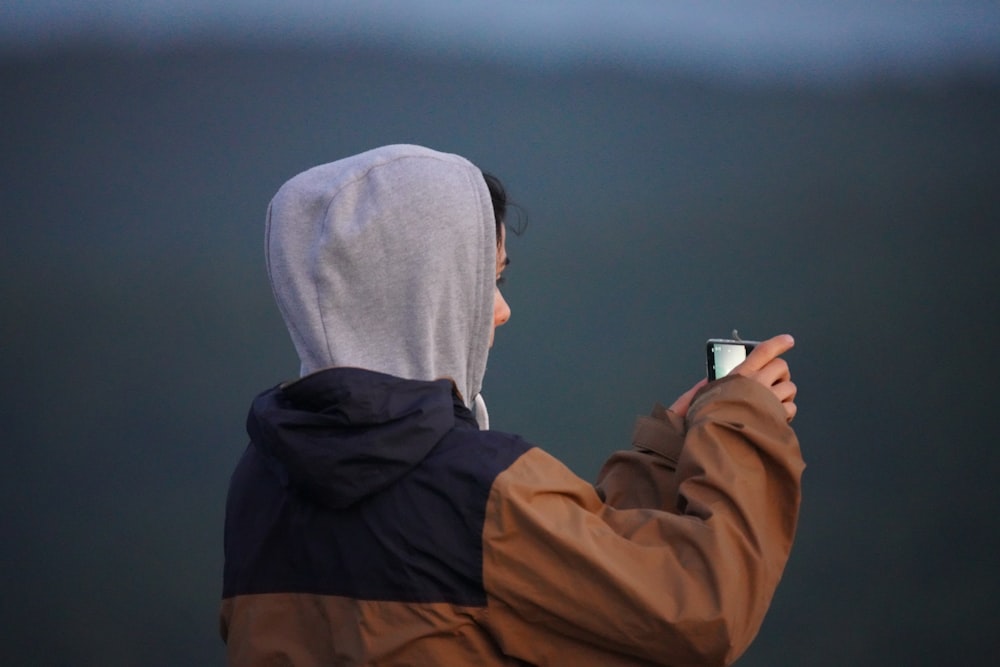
[482,171,525,247]
[482,171,507,247]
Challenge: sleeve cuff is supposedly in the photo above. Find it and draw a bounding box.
[631,403,685,463]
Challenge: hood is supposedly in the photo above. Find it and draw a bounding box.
[247,367,473,509]
[265,144,496,415]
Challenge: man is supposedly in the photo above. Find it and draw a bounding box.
[221,144,803,666]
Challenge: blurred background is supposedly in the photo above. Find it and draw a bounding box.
[2,2,999,665]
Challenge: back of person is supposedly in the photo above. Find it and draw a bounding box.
[222,368,533,665]
[221,144,804,666]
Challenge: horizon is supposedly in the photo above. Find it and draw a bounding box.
[4,1,1000,86]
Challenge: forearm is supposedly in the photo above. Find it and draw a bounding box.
[670,375,804,662]
[580,375,804,664]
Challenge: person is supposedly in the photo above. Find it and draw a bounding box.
[220,144,804,666]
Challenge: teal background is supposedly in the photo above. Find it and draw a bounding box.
[2,30,998,666]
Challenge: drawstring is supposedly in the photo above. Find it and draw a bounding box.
[472,394,490,430]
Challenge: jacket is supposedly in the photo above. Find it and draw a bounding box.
[220,365,804,666]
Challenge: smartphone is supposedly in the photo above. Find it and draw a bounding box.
[706,338,759,381]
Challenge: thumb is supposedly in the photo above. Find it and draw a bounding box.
[670,378,709,417]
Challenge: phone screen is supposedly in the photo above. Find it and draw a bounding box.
[707,341,755,381]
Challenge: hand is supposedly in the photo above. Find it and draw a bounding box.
[732,334,798,422]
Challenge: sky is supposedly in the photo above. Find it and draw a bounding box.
[3,1,1000,85]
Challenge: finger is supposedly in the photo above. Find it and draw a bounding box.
[737,334,795,373]
[784,401,798,423]
[771,380,797,404]
[753,358,791,388]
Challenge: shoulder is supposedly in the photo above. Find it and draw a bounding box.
[421,426,536,491]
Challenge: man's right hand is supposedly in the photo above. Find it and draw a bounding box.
[732,334,798,422]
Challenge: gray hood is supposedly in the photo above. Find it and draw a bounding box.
[265,145,495,422]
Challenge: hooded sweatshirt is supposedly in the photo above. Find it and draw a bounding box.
[222,145,805,666]
[265,144,496,422]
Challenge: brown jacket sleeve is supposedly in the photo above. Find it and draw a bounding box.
[481,376,804,667]
[596,401,687,512]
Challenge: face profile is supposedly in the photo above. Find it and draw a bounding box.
[491,224,511,347]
